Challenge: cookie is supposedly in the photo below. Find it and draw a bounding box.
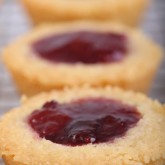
[0,87,165,165]
[2,22,162,96]
[21,0,148,26]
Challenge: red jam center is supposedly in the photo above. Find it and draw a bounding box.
[32,31,128,64]
[28,98,141,146]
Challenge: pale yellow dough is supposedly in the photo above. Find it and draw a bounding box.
[0,87,165,165]
[21,0,148,26]
[2,22,162,96]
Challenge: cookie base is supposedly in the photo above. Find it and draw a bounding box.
[2,155,165,165]
[10,64,157,96]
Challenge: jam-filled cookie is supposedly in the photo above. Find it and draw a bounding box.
[21,0,148,26]
[0,87,165,165]
[3,22,162,96]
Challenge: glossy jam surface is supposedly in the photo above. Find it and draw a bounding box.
[32,31,128,64]
[28,98,141,146]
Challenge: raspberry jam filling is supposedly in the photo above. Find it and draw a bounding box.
[28,98,141,146]
[32,31,128,64]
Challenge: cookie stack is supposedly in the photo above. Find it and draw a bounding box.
[0,0,165,165]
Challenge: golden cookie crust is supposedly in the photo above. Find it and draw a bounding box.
[0,87,165,165]
[21,0,148,26]
[2,22,162,96]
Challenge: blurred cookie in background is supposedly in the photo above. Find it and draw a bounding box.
[2,22,162,96]
[21,0,148,26]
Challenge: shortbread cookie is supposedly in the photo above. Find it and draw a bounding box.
[21,0,148,26]
[2,22,162,96]
[0,87,165,165]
